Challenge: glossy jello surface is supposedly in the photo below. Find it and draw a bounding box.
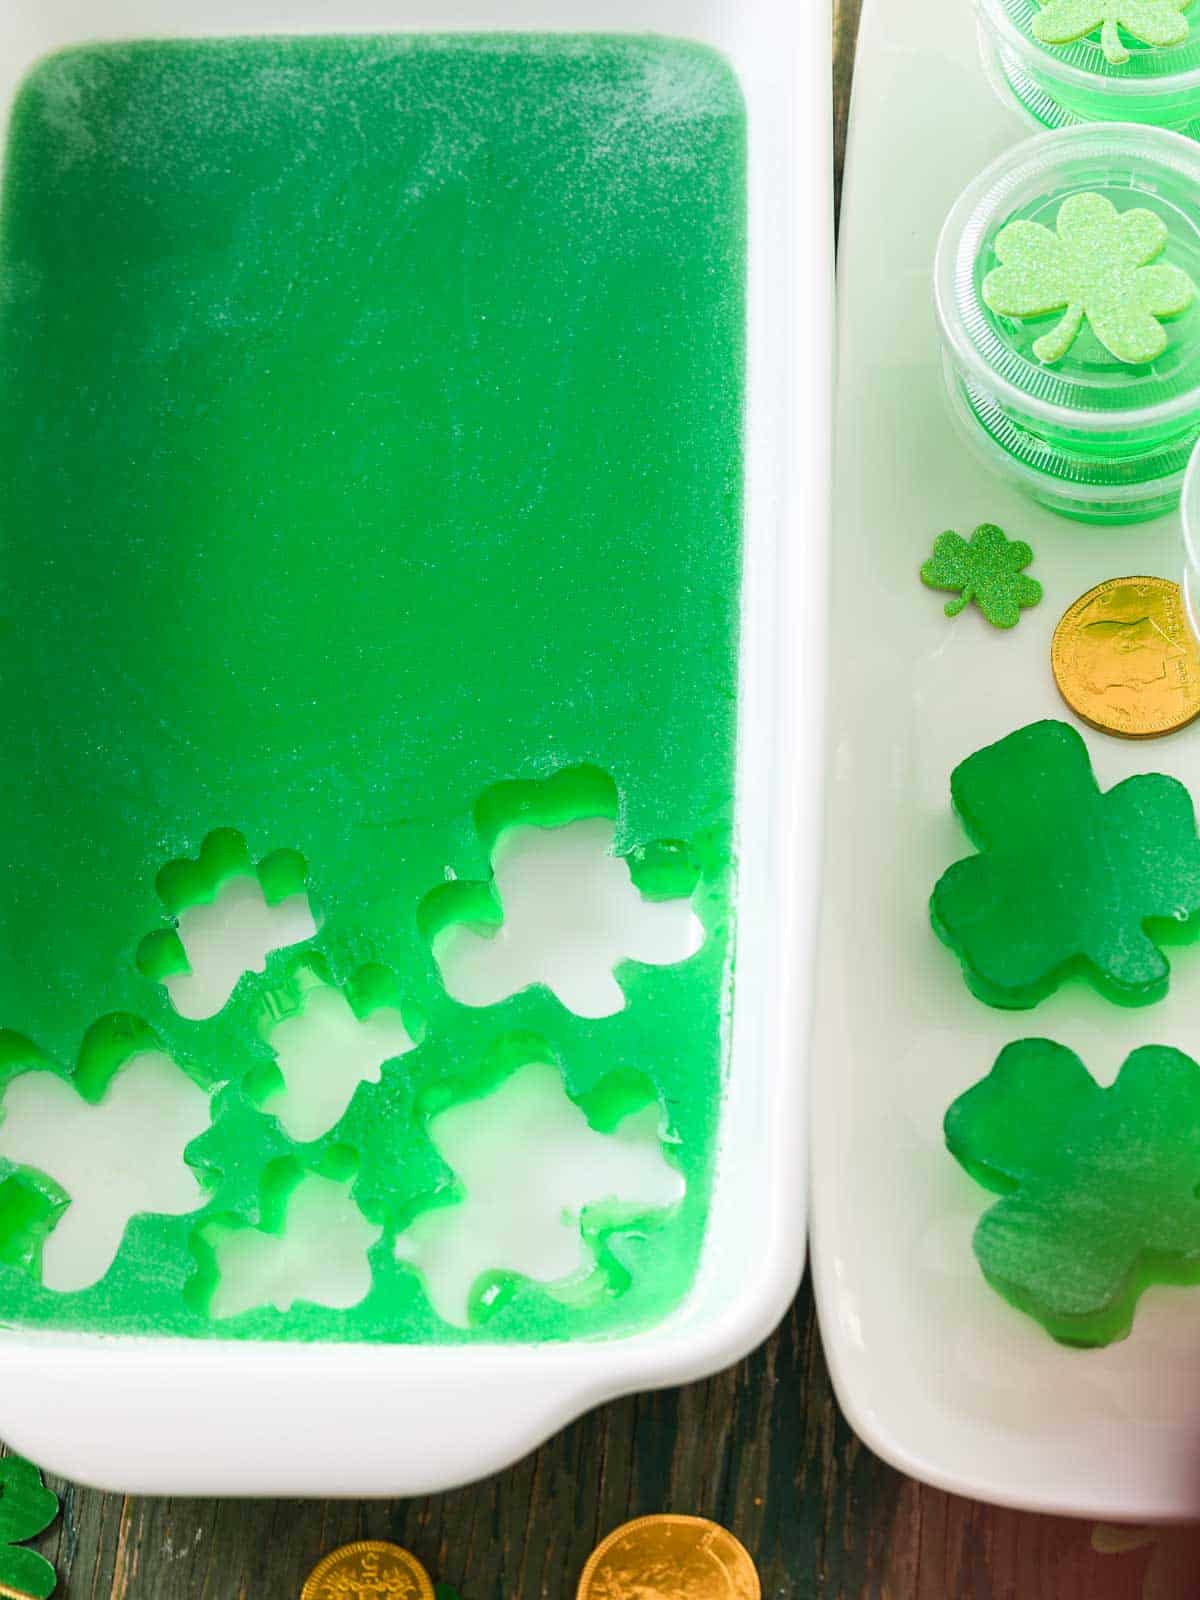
[946,1039,1200,1346]
[932,719,1200,1008]
[0,35,746,1341]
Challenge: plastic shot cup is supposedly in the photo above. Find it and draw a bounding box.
[935,124,1200,524]
[976,0,1200,135]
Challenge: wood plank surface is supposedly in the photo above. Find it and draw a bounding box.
[7,4,1198,1594]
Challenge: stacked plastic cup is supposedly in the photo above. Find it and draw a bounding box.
[935,123,1200,523]
[976,0,1200,135]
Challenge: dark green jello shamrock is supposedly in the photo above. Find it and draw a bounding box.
[920,523,1042,629]
[0,1454,59,1598]
[946,1038,1200,1346]
[932,719,1200,1008]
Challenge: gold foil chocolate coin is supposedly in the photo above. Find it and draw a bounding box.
[1051,576,1200,739]
[576,1514,760,1600]
[301,1540,435,1600]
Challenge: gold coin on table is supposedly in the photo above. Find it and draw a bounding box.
[1050,575,1200,740]
[576,1514,760,1600]
[301,1539,435,1600]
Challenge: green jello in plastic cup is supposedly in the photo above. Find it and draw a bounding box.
[935,124,1200,524]
[977,0,1200,134]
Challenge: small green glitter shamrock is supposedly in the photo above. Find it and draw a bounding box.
[0,1453,59,1599]
[945,1039,1200,1345]
[920,523,1042,628]
[1033,0,1191,65]
[982,190,1195,365]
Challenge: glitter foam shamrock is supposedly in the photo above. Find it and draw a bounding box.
[981,191,1196,365]
[0,1453,59,1600]
[1033,0,1192,65]
[919,522,1042,629]
[946,1039,1200,1345]
[931,719,1200,1008]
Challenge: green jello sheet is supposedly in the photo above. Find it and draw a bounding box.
[0,33,746,1340]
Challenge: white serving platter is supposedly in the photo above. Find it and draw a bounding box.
[0,0,830,1496]
[815,0,1200,1523]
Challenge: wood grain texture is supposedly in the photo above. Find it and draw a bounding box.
[833,0,863,232]
[10,1281,1194,1597]
[7,5,1199,1595]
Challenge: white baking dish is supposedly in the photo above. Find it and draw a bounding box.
[0,0,830,1496]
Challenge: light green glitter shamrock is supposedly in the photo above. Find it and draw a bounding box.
[982,190,1195,365]
[920,522,1042,628]
[1033,0,1191,65]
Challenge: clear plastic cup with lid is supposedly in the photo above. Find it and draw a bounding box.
[934,122,1200,524]
[976,0,1200,135]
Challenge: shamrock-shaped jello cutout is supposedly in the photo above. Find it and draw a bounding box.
[136,829,316,1021]
[946,1039,1200,1345]
[982,191,1196,364]
[428,814,702,1020]
[931,719,1200,1008]
[195,1169,381,1321]
[394,1059,683,1327]
[1033,0,1191,65]
[920,522,1042,628]
[0,1028,212,1293]
[0,1453,59,1599]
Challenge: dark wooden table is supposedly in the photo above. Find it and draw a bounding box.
[14,7,1199,1594]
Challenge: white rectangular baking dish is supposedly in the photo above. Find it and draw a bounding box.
[816,0,1200,1523]
[0,0,830,1496]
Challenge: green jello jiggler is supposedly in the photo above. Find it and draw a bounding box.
[975,0,1200,133]
[946,1038,1200,1346]
[934,124,1200,522]
[931,720,1200,1007]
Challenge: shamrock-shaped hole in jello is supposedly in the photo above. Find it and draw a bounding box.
[394,1054,684,1328]
[981,190,1196,367]
[422,766,704,1021]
